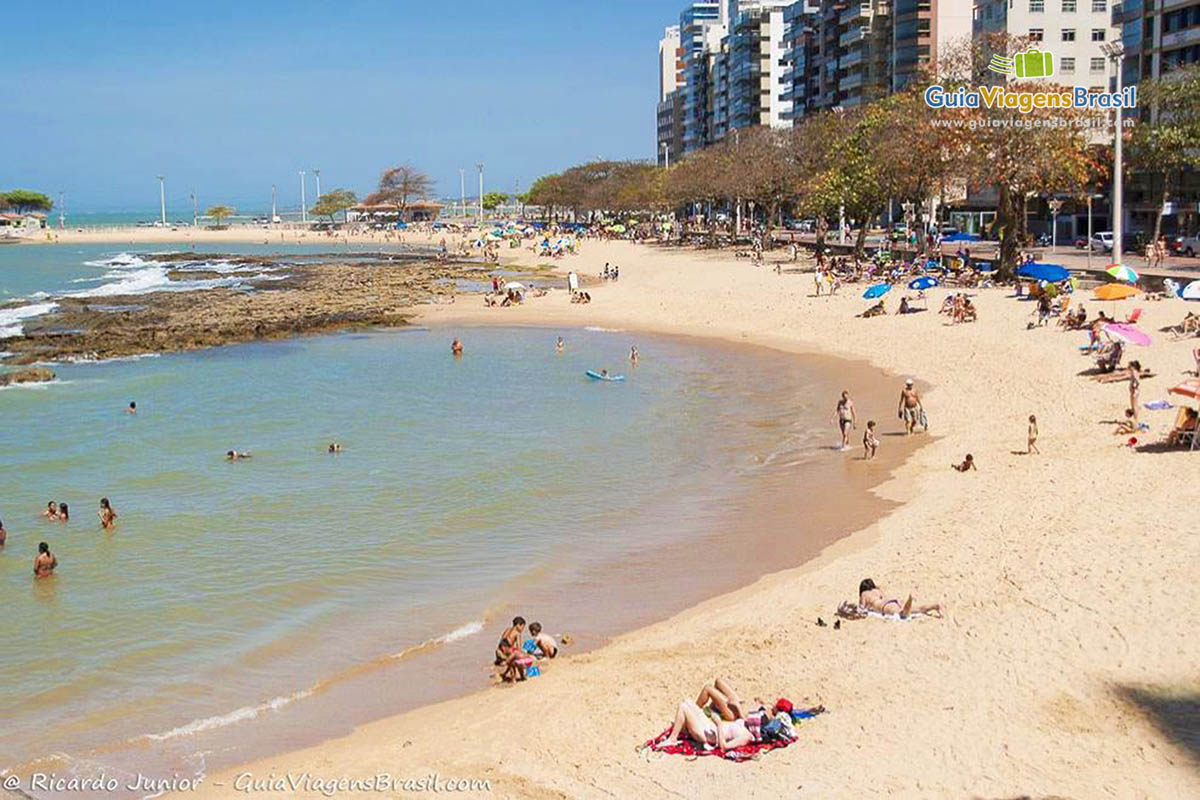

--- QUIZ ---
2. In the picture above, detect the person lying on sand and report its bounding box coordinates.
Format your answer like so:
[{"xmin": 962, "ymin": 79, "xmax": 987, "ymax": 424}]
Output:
[
  {"xmin": 695, "ymin": 677, "xmax": 751, "ymax": 722},
  {"xmin": 858, "ymin": 578, "xmax": 943, "ymax": 619},
  {"xmin": 658, "ymin": 700, "xmax": 756, "ymax": 751},
  {"xmin": 858, "ymin": 301, "xmax": 886, "ymax": 318},
  {"xmin": 951, "ymin": 454, "xmax": 977, "ymax": 472}
]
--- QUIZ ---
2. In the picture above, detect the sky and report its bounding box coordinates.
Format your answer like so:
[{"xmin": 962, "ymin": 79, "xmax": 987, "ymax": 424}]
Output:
[{"xmin": 1, "ymin": 0, "xmax": 676, "ymax": 214}]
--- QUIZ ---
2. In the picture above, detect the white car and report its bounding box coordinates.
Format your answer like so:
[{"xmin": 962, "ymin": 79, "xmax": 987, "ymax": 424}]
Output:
[
  {"xmin": 1180, "ymin": 235, "xmax": 1200, "ymax": 257},
  {"xmin": 1090, "ymin": 232, "xmax": 1114, "ymax": 253}
]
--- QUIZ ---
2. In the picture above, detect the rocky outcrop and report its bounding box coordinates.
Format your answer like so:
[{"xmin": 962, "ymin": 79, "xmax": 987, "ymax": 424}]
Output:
[{"xmin": 0, "ymin": 367, "xmax": 55, "ymax": 386}]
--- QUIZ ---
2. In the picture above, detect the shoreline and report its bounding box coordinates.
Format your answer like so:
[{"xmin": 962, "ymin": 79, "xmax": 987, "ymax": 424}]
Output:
[{"xmin": 171, "ymin": 237, "xmax": 1198, "ymax": 799}]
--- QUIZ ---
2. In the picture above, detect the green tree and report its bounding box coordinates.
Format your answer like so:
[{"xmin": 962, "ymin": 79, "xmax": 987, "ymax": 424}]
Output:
[
  {"xmin": 206, "ymin": 205, "xmax": 235, "ymax": 228},
  {"xmin": 2, "ymin": 189, "xmax": 53, "ymax": 213},
  {"xmin": 311, "ymin": 189, "xmax": 358, "ymax": 223},
  {"xmin": 1130, "ymin": 65, "xmax": 1200, "ymax": 241},
  {"xmin": 482, "ymin": 192, "xmax": 508, "ymax": 211}
]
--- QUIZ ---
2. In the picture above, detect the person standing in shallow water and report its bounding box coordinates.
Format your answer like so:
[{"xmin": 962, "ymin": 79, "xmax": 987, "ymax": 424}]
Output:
[
  {"xmin": 833, "ymin": 390, "xmax": 857, "ymax": 451},
  {"xmin": 34, "ymin": 542, "xmax": 57, "ymax": 578},
  {"xmin": 0, "ymin": 517, "xmax": 7, "ymax": 547},
  {"xmin": 451, "ymin": 338, "xmax": 464, "ymax": 356},
  {"xmin": 98, "ymin": 498, "xmax": 117, "ymax": 529},
  {"xmin": 556, "ymin": 337, "xmax": 564, "ymax": 353},
  {"xmin": 898, "ymin": 379, "xmax": 924, "ymax": 435}
]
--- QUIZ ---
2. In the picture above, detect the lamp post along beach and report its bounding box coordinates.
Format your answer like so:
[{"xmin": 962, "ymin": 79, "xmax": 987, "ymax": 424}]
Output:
[
  {"xmin": 477, "ymin": 163, "xmax": 484, "ymax": 222},
  {"xmin": 299, "ymin": 171, "xmax": 307, "ymax": 223},
  {"xmin": 1048, "ymin": 198, "xmax": 1063, "ymax": 254},
  {"xmin": 157, "ymin": 175, "xmax": 166, "ymax": 225},
  {"xmin": 1102, "ymin": 40, "xmax": 1125, "ymax": 267}
]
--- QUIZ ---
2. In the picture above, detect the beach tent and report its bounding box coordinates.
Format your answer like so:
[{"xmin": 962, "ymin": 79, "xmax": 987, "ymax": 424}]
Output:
[
  {"xmin": 1183, "ymin": 280, "xmax": 1200, "ymax": 301},
  {"xmin": 1017, "ymin": 263, "xmax": 1070, "ymax": 283}
]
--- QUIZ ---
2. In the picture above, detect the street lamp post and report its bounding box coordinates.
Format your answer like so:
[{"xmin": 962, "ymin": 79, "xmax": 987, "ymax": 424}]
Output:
[
  {"xmin": 157, "ymin": 175, "xmax": 166, "ymax": 226},
  {"xmin": 190, "ymin": 192, "xmax": 198, "ymax": 227},
  {"xmin": 1087, "ymin": 194, "xmax": 1094, "ymax": 271},
  {"xmin": 477, "ymin": 163, "xmax": 484, "ymax": 222},
  {"xmin": 299, "ymin": 171, "xmax": 307, "ymax": 223},
  {"xmin": 58, "ymin": 191, "xmax": 65, "ymax": 230},
  {"xmin": 1101, "ymin": 40, "xmax": 1125, "ymax": 266},
  {"xmin": 271, "ymin": 185, "xmax": 277, "ymax": 224},
  {"xmin": 313, "ymin": 169, "xmax": 321, "ymax": 201},
  {"xmin": 459, "ymin": 169, "xmax": 466, "ymax": 218},
  {"xmin": 1047, "ymin": 197, "xmax": 1063, "ymax": 254},
  {"xmin": 660, "ymin": 142, "xmax": 670, "ymax": 169}
]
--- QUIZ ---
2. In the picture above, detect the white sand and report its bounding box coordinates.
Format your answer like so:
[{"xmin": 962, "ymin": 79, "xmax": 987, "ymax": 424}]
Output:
[{"xmin": 165, "ymin": 238, "xmax": 1197, "ymax": 799}]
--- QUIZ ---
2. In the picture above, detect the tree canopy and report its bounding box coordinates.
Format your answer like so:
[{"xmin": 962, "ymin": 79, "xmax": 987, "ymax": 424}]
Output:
[
  {"xmin": 311, "ymin": 189, "xmax": 358, "ymax": 222},
  {"xmin": 366, "ymin": 165, "xmax": 432, "ymax": 208},
  {"xmin": 205, "ymin": 205, "xmax": 235, "ymax": 227},
  {"xmin": 482, "ymin": 192, "xmax": 508, "ymax": 210},
  {"xmin": 2, "ymin": 189, "xmax": 53, "ymax": 213}
]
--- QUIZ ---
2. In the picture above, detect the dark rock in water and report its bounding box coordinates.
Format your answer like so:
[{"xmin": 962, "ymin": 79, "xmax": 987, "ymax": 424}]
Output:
[{"xmin": 0, "ymin": 367, "xmax": 55, "ymax": 386}]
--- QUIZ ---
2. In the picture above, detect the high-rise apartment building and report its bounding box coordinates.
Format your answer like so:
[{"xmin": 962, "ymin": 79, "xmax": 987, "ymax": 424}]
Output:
[
  {"xmin": 892, "ymin": 0, "xmax": 972, "ymax": 91},
  {"xmin": 1117, "ymin": 0, "xmax": 1200, "ymax": 85},
  {"xmin": 678, "ymin": 2, "xmax": 726, "ymax": 154},
  {"xmin": 657, "ymin": 25, "xmax": 684, "ymax": 166},
  {"xmin": 973, "ymin": 0, "xmax": 1119, "ymax": 94}
]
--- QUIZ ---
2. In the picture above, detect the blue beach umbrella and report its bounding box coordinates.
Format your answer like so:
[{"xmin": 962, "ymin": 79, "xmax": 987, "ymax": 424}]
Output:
[
  {"xmin": 908, "ymin": 276, "xmax": 939, "ymax": 291},
  {"xmin": 1016, "ymin": 263, "xmax": 1070, "ymax": 283},
  {"xmin": 863, "ymin": 283, "xmax": 892, "ymax": 300}
]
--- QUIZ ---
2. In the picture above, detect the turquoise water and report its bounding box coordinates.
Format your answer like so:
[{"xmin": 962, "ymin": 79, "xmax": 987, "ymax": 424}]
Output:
[{"xmin": 0, "ymin": 323, "xmax": 838, "ymax": 793}]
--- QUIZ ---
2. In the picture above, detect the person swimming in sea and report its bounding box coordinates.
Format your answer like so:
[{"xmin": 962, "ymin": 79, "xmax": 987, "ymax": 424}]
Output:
[
  {"xmin": 41, "ymin": 501, "xmax": 58, "ymax": 520},
  {"xmin": 0, "ymin": 517, "xmax": 7, "ymax": 547},
  {"xmin": 56, "ymin": 503, "xmax": 69, "ymax": 523},
  {"xmin": 34, "ymin": 542, "xmax": 57, "ymax": 578},
  {"xmin": 98, "ymin": 497, "xmax": 117, "ymax": 529},
  {"xmin": 226, "ymin": 450, "xmax": 251, "ymax": 461},
  {"xmin": 126, "ymin": 401, "xmax": 137, "ymax": 414},
  {"xmin": 328, "ymin": 442, "xmax": 344, "ymax": 453},
  {"xmin": 556, "ymin": 337, "xmax": 564, "ymax": 353},
  {"xmin": 451, "ymin": 338, "xmax": 464, "ymax": 356}
]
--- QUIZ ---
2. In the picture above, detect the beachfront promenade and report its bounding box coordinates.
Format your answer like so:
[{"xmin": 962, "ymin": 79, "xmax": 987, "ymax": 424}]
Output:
[{"xmin": 171, "ymin": 235, "xmax": 1198, "ymax": 800}]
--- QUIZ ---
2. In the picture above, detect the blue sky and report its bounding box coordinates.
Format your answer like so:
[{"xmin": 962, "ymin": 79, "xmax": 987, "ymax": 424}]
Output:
[{"xmin": 2, "ymin": 0, "xmax": 674, "ymax": 213}]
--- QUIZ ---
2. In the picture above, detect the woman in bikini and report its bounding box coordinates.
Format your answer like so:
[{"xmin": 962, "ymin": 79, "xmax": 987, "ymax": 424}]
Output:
[
  {"xmin": 98, "ymin": 497, "xmax": 117, "ymax": 529},
  {"xmin": 859, "ymin": 578, "xmax": 943, "ymax": 619},
  {"xmin": 657, "ymin": 700, "xmax": 755, "ymax": 751}
]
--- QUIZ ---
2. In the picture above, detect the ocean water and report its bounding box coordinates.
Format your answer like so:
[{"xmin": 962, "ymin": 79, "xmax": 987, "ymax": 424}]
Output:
[{"xmin": 0, "ymin": 323, "xmax": 854, "ymax": 795}]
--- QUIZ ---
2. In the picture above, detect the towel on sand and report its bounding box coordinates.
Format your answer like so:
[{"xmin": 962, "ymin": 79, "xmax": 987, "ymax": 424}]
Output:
[{"xmin": 642, "ymin": 727, "xmax": 791, "ymax": 762}]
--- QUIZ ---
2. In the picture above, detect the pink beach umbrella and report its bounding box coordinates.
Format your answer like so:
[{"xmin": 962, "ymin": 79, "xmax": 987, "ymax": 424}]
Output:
[{"xmin": 1102, "ymin": 322, "xmax": 1152, "ymax": 347}]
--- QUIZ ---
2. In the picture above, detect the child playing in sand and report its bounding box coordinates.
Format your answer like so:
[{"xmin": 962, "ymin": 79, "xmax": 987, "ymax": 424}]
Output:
[
  {"xmin": 528, "ymin": 622, "xmax": 557, "ymax": 658},
  {"xmin": 952, "ymin": 454, "xmax": 977, "ymax": 472},
  {"xmin": 1027, "ymin": 415, "xmax": 1040, "ymax": 455},
  {"xmin": 862, "ymin": 421, "xmax": 879, "ymax": 460}
]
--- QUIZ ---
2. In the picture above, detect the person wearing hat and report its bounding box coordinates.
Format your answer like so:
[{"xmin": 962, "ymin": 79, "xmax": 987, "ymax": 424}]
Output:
[{"xmin": 898, "ymin": 379, "xmax": 924, "ymax": 435}]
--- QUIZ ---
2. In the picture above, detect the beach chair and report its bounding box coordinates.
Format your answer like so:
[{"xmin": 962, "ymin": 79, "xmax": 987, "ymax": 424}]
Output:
[
  {"xmin": 1166, "ymin": 407, "xmax": 1198, "ymax": 449},
  {"xmin": 1125, "ymin": 307, "xmax": 1142, "ymax": 325}
]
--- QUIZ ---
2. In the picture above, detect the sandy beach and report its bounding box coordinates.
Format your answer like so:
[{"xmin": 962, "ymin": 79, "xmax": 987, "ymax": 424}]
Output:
[{"xmin": 137, "ymin": 236, "xmax": 1195, "ymax": 799}]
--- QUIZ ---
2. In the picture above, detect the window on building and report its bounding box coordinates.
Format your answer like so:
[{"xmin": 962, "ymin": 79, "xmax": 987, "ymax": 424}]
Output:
[
  {"xmin": 1030, "ymin": 0, "xmax": 1044, "ymax": 11},
  {"xmin": 1090, "ymin": 56, "xmax": 1106, "ymax": 72},
  {"xmin": 1062, "ymin": 0, "xmax": 1076, "ymax": 11},
  {"xmin": 1061, "ymin": 56, "xmax": 1076, "ymax": 73},
  {"xmin": 1062, "ymin": 29, "xmax": 1076, "ymax": 41},
  {"xmin": 1091, "ymin": 0, "xmax": 1106, "ymax": 12},
  {"xmin": 1091, "ymin": 28, "xmax": 1106, "ymax": 41},
  {"xmin": 1029, "ymin": 28, "xmax": 1045, "ymax": 41}
]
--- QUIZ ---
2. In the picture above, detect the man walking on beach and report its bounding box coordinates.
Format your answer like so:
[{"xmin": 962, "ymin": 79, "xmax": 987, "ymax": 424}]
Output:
[
  {"xmin": 898, "ymin": 379, "xmax": 924, "ymax": 435},
  {"xmin": 833, "ymin": 390, "xmax": 857, "ymax": 450}
]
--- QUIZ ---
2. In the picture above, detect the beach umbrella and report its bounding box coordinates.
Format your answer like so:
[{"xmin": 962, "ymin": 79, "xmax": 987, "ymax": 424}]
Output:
[
  {"xmin": 1183, "ymin": 280, "xmax": 1200, "ymax": 301},
  {"xmin": 1017, "ymin": 263, "xmax": 1070, "ymax": 283},
  {"xmin": 908, "ymin": 276, "xmax": 939, "ymax": 290},
  {"xmin": 1102, "ymin": 322, "xmax": 1152, "ymax": 347},
  {"xmin": 504, "ymin": 282, "xmax": 526, "ymax": 292},
  {"xmin": 1106, "ymin": 265, "xmax": 1140, "ymax": 283},
  {"xmin": 862, "ymin": 283, "xmax": 892, "ymax": 300},
  {"xmin": 1093, "ymin": 283, "xmax": 1142, "ymax": 301}
]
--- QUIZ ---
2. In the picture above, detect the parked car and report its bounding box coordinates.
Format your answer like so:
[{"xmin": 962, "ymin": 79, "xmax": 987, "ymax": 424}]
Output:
[
  {"xmin": 1090, "ymin": 231, "xmax": 1114, "ymax": 253},
  {"xmin": 1180, "ymin": 235, "xmax": 1200, "ymax": 257}
]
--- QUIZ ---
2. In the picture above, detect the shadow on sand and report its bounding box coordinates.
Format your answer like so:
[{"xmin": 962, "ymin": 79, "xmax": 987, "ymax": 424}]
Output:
[{"xmin": 1114, "ymin": 684, "xmax": 1200, "ymax": 772}]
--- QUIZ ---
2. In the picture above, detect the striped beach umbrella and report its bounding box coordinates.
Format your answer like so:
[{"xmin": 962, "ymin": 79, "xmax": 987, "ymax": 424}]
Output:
[{"xmin": 1106, "ymin": 265, "xmax": 1140, "ymax": 283}]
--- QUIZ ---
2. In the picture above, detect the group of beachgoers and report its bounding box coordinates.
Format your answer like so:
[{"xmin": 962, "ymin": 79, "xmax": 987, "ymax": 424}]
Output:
[
  {"xmin": 11, "ymin": 498, "xmax": 118, "ymax": 578},
  {"xmin": 493, "ymin": 616, "xmax": 562, "ymax": 683},
  {"xmin": 832, "ymin": 380, "xmax": 927, "ymax": 460}
]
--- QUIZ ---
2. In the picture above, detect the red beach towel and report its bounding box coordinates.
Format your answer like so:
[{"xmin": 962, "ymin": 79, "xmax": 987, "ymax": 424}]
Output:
[{"xmin": 642, "ymin": 727, "xmax": 792, "ymax": 762}]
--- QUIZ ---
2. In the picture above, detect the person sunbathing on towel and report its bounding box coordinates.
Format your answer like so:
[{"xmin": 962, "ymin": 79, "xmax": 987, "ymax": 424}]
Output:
[
  {"xmin": 859, "ymin": 578, "xmax": 943, "ymax": 619},
  {"xmin": 695, "ymin": 677, "xmax": 752, "ymax": 722},
  {"xmin": 658, "ymin": 700, "xmax": 755, "ymax": 751}
]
